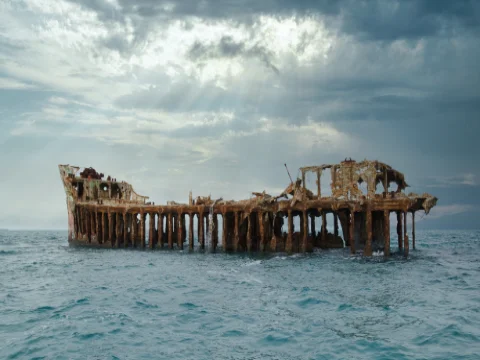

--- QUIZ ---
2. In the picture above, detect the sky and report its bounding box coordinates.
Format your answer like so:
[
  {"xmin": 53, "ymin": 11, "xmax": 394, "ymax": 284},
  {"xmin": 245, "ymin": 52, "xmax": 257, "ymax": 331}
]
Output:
[{"xmin": 0, "ymin": 0, "xmax": 479, "ymax": 230}]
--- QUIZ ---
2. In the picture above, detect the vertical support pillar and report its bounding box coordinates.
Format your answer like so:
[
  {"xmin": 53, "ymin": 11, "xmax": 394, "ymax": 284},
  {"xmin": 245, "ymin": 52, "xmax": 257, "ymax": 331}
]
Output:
[
  {"xmin": 302, "ymin": 171, "xmax": 306, "ymax": 189},
  {"xmin": 198, "ymin": 213, "xmax": 205, "ymax": 249},
  {"xmin": 115, "ymin": 212, "xmax": 121, "ymax": 248},
  {"xmin": 321, "ymin": 211, "xmax": 327, "ymax": 244},
  {"xmin": 222, "ymin": 213, "xmax": 227, "ymax": 251},
  {"xmin": 167, "ymin": 213, "xmax": 173, "ymax": 249},
  {"xmin": 131, "ymin": 213, "xmax": 137, "ymax": 247},
  {"xmin": 95, "ymin": 210, "xmax": 99, "ymax": 242},
  {"xmin": 178, "ymin": 213, "xmax": 184, "ymax": 250},
  {"xmin": 270, "ymin": 214, "xmax": 277, "ymax": 252},
  {"xmin": 384, "ymin": 210, "xmax": 390, "ymax": 257},
  {"xmin": 101, "ymin": 211, "xmax": 105, "ymax": 244},
  {"xmin": 233, "ymin": 212, "xmax": 239, "ymax": 252},
  {"xmin": 334, "ymin": 212, "xmax": 339, "ymax": 238},
  {"xmin": 83, "ymin": 208, "xmax": 87, "ymax": 237},
  {"xmin": 365, "ymin": 210, "xmax": 372, "ymax": 256},
  {"xmin": 139, "ymin": 211, "xmax": 145, "ymax": 249},
  {"xmin": 91, "ymin": 211, "xmax": 95, "ymax": 242},
  {"xmin": 123, "ymin": 212, "xmax": 128, "ymax": 247},
  {"xmin": 205, "ymin": 213, "xmax": 209, "ymax": 236},
  {"xmin": 157, "ymin": 213, "xmax": 164, "ymax": 248},
  {"xmin": 286, "ymin": 210, "xmax": 293, "ymax": 253},
  {"xmin": 310, "ymin": 213, "xmax": 316, "ymax": 237},
  {"xmin": 189, "ymin": 213, "xmax": 194, "ymax": 250},
  {"xmin": 404, "ymin": 211, "xmax": 409, "ymax": 257},
  {"xmin": 148, "ymin": 212, "xmax": 156, "ymax": 249},
  {"xmin": 396, "ymin": 211, "xmax": 403, "ymax": 251},
  {"xmin": 302, "ymin": 210, "xmax": 308, "ymax": 252},
  {"xmin": 412, "ymin": 211, "xmax": 416, "ymax": 250},
  {"xmin": 350, "ymin": 210, "xmax": 355, "ymax": 254},
  {"xmin": 258, "ymin": 212, "xmax": 265, "ymax": 252},
  {"xmin": 108, "ymin": 212, "xmax": 113, "ymax": 245},
  {"xmin": 246, "ymin": 213, "xmax": 252, "ymax": 252},
  {"xmin": 86, "ymin": 209, "xmax": 91, "ymax": 242},
  {"xmin": 212, "ymin": 214, "xmax": 218, "ymax": 251}
]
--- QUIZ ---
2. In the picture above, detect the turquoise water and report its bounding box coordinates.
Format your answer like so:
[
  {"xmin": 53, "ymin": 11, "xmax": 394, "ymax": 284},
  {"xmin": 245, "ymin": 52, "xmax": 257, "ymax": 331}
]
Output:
[{"xmin": 1, "ymin": 230, "xmax": 479, "ymax": 359}]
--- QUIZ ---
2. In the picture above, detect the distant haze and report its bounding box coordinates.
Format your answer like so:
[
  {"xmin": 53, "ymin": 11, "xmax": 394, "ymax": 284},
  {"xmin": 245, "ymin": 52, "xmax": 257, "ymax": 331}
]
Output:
[{"xmin": 0, "ymin": 0, "xmax": 479, "ymax": 230}]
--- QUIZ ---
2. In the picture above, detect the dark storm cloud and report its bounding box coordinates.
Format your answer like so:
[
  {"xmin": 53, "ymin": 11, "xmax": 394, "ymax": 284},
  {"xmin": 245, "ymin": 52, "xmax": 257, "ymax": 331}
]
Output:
[
  {"xmin": 71, "ymin": 0, "xmax": 479, "ymax": 41},
  {"xmin": 188, "ymin": 36, "xmax": 279, "ymax": 74}
]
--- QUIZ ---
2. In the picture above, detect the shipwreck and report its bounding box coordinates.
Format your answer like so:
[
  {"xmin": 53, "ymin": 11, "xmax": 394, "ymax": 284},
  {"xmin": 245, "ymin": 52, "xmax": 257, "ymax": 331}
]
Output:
[{"xmin": 59, "ymin": 159, "xmax": 437, "ymax": 257}]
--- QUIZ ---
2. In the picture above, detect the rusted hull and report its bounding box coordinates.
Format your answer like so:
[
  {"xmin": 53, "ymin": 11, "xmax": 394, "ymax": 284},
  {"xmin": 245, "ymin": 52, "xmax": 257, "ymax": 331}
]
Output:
[{"xmin": 59, "ymin": 160, "xmax": 437, "ymax": 257}]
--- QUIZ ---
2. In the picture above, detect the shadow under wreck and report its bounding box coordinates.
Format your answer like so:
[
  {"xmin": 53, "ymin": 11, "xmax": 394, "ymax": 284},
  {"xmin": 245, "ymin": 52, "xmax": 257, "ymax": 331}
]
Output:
[{"xmin": 59, "ymin": 159, "xmax": 437, "ymax": 257}]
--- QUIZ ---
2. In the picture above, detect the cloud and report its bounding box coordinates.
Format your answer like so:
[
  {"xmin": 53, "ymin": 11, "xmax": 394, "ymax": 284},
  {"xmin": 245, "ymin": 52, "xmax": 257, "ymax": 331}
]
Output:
[
  {"xmin": 427, "ymin": 174, "xmax": 477, "ymax": 188},
  {"xmin": 67, "ymin": 0, "xmax": 480, "ymax": 42},
  {"xmin": 427, "ymin": 204, "xmax": 476, "ymax": 219},
  {"xmin": 0, "ymin": 77, "xmax": 36, "ymax": 90}
]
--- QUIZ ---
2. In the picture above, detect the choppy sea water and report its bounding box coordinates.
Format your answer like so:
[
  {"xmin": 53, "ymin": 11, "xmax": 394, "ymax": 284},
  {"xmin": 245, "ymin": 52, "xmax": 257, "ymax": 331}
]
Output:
[{"xmin": 1, "ymin": 230, "xmax": 479, "ymax": 360}]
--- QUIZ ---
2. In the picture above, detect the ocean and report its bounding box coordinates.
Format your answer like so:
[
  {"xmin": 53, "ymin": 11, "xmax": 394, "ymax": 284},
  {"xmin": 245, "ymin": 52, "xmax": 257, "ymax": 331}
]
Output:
[{"xmin": 1, "ymin": 230, "xmax": 479, "ymax": 359}]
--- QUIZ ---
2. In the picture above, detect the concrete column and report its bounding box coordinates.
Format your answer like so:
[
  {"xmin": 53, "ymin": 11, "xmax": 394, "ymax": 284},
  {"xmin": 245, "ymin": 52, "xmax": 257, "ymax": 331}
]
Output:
[
  {"xmin": 334, "ymin": 212, "xmax": 339, "ymax": 238},
  {"xmin": 404, "ymin": 211, "xmax": 409, "ymax": 257},
  {"xmin": 115, "ymin": 212, "xmax": 121, "ymax": 248},
  {"xmin": 86, "ymin": 209, "xmax": 91, "ymax": 242},
  {"xmin": 258, "ymin": 212, "xmax": 265, "ymax": 252},
  {"xmin": 108, "ymin": 212, "xmax": 113, "ymax": 245},
  {"xmin": 222, "ymin": 213, "xmax": 227, "ymax": 250},
  {"xmin": 91, "ymin": 211, "xmax": 95, "ymax": 242},
  {"xmin": 178, "ymin": 213, "xmax": 184, "ymax": 250},
  {"xmin": 397, "ymin": 211, "xmax": 403, "ymax": 251},
  {"xmin": 233, "ymin": 212, "xmax": 239, "ymax": 252},
  {"xmin": 139, "ymin": 212, "xmax": 145, "ymax": 249},
  {"xmin": 189, "ymin": 213, "xmax": 194, "ymax": 250},
  {"xmin": 246, "ymin": 213, "xmax": 252, "ymax": 252},
  {"xmin": 212, "ymin": 214, "xmax": 218, "ymax": 251},
  {"xmin": 310, "ymin": 213, "xmax": 316, "ymax": 237},
  {"xmin": 286, "ymin": 210, "xmax": 293, "ymax": 253},
  {"xmin": 350, "ymin": 210, "xmax": 355, "ymax": 254},
  {"xmin": 198, "ymin": 213, "xmax": 205, "ymax": 250},
  {"xmin": 95, "ymin": 211, "xmax": 99, "ymax": 242},
  {"xmin": 149, "ymin": 213, "xmax": 155, "ymax": 249},
  {"xmin": 302, "ymin": 210, "xmax": 308, "ymax": 252},
  {"xmin": 321, "ymin": 211, "xmax": 327, "ymax": 244},
  {"xmin": 167, "ymin": 213, "xmax": 173, "ymax": 249},
  {"xmin": 101, "ymin": 212, "xmax": 105, "ymax": 244},
  {"xmin": 205, "ymin": 213, "xmax": 209, "ymax": 235},
  {"xmin": 123, "ymin": 212, "xmax": 128, "ymax": 248},
  {"xmin": 131, "ymin": 213, "xmax": 136, "ymax": 247},
  {"xmin": 384, "ymin": 210, "xmax": 390, "ymax": 257},
  {"xmin": 365, "ymin": 210, "xmax": 372, "ymax": 256},
  {"xmin": 157, "ymin": 213, "xmax": 164, "ymax": 248},
  {"xmin": 270, "ymin": 214, "xmax": 277, "ymax": 252}
]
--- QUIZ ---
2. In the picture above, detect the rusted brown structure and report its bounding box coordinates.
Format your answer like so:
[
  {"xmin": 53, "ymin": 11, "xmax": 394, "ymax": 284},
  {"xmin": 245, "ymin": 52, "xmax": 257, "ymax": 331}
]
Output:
[{"xmin": 59, "ymin": 159, "xmax": 437, "ymax": 257}]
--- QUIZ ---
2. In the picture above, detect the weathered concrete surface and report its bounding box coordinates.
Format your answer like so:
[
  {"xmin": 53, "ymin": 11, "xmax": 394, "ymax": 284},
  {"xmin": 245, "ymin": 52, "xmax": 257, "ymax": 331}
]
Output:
[{"xmin": 59, "ymin": 159, "xmax": 438, "ymax": 256}]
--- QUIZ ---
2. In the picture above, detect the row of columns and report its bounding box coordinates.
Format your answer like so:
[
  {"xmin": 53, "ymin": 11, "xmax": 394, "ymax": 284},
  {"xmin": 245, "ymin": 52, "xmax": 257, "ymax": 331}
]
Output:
[
  {"xmin": 348, "ymin": 209, "xmax": 415, "ymax": 257},
  {"xmin": 73, "ymin": 206, "xmax": 416, "ymax": 256}
]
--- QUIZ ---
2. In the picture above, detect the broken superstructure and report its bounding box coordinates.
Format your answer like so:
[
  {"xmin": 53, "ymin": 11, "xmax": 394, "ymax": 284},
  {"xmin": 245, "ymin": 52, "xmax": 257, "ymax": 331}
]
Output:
[{"xmin": 59, "ymin": 159, "xmax": 437, "ymax": 257}]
